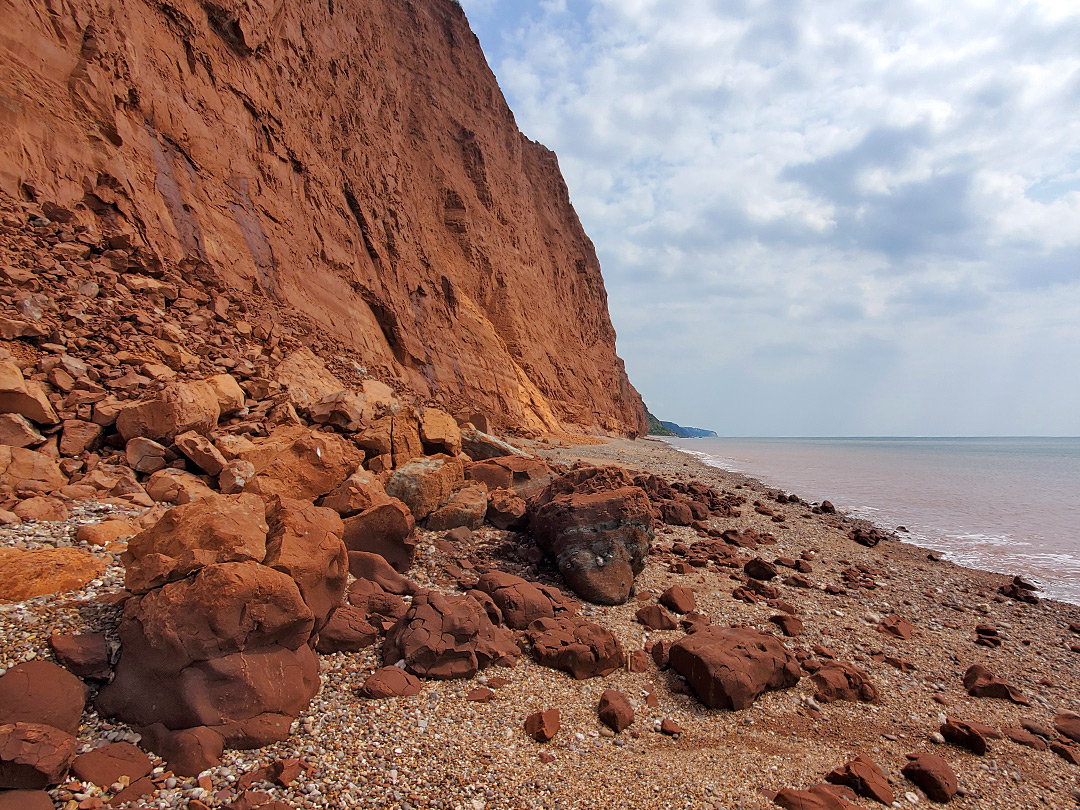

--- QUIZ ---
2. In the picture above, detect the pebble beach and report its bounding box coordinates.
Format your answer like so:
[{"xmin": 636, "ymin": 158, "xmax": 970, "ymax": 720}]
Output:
[{"xmin": 2, "ymin": 435, "xmax": 1079, "ymax": 810}]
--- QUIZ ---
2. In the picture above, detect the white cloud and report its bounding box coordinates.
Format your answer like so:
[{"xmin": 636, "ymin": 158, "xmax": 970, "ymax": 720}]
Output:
[{"xmin": 469, "ymin": 0, "xmax": 1080, "ymax": 434}]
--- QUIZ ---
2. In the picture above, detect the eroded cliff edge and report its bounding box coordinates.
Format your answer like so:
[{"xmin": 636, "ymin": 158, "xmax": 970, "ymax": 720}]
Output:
[{"xmin": 0, "ymin": 0, "xmax": 647, "ymax": 436}]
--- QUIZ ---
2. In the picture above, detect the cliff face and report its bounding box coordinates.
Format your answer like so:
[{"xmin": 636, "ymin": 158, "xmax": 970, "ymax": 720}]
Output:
[{"xmin": 0, "ymin": 0, "xmax": 646, "ymax": 436}]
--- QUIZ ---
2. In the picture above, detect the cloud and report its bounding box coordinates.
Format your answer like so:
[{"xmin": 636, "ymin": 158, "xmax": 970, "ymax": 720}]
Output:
[{"xmin": 463, "ymin": 0, "xmax": 1080, "ymax": 435}]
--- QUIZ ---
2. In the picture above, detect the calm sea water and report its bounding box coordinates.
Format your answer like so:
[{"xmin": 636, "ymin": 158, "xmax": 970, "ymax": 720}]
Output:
[{"xmin": 665, "ymin": 437, "xmax": 1080, "ymax": 605}]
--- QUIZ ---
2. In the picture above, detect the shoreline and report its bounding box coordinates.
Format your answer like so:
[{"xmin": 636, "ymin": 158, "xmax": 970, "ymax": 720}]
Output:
[
  {"xmin": 2, "ymin": 434, "xmax": 1079, "ymax": 809},
  {"xmin": 656, "ymin": 436, "xmax": 1080, "ymax": 608}
]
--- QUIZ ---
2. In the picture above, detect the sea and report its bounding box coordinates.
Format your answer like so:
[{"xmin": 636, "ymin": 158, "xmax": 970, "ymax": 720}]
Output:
[{"xmin": 664, "ymin": 437, "xmax": 1080, "ymax": 606}]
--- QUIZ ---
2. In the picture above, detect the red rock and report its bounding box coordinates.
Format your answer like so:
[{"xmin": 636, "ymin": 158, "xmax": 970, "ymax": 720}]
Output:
[
  {"xmin": 668, "ymin": 626, "xmax": 801, "ymax": 710},
  {"xmin": 106, "ymin": 774, "xmax": 155, "ymax": 805},
  {"xmin": 0, "ymin": 447, "xmax": 67, "ymax": 492},
  {"xmin": 0, "ymin": 789, "xmax": 53, "ymax": 809},
  {"xmin": 243, "ymin": 428, "xmax": 363, "ymax": 502},
  {"xmin": 466, "ymin": 687, "xmax": 494, "ymax": 703},
  {"xmin": 426, "ymin": 483, "xmax": 489, "ymax": 531},
  {"xmin": 175, "ymin": 431, "xmax": 227, "ymax": 476},
  {"xmin": 812, "ymin": 661, "xmax": 878, "ymax": 704},
  {"xmin": 419, "ymin": 408, "xmax": 462, "ymax": 457},
  {"xmin": 962, "ymin": 664, "xmax": 1030, "ymax": 706},
  {"xmin": 465, "ymin": 457, "xmax": 557, "ymax": 501},
  {"xmin": 58, "ymin": 419, "xmax": 102, "ymax": 456},
  {"xmin": 769, "ymin": 614, "xmax": 804, "ymax": 637},
  {"xmin": 530, "ymin": 467, "xmax": 653, "ymax": 605},
  {"xmin": 314, "ymin": 606, "xmax": 378, "ymax": 654},
  {"xmin": 527, "ymin": 616, "xmax": 625, "ymax": 679},
  {"xmin": 849, "ymin": 527, "xmax": 886, "ymax": 547},
  {"xmin": 49, "ymin": 632, "xmax": 111, "ymax": 680},
  {"xmin": 524, "ymin": 709, "xmax": 560, "ymax": 742},
  {"xmin": 0, "ymin": 547, "xmax": 105, "ymax": 601},
  {"xmin": 635, "ymin": 604, "xmax": 677, "ymax": 631},
  {"xmin": 826, "ymin": 754, "xmax": 894, "ymax": 805},
  {"xmin": 1055, "ymin": 711, "xmax": 1080, "ymax": 743},
  {"xmin": 877, "ymin": 614, "xmax": 915, "ymax": 640},
  {"xmin": 650, "ymin": 639, "xmax": 673, "ymax": 670},
  {"xmin": 659, "ymin": 585, "xmax": 695, "ymax": 614},
  {"xmin": 76, "ymin": 519, "xmax": 138, "ymax": 547},
  {"xmin": 744, "ymin": 557, "xmax": 778, "ymax": 580},
  {"xmin": 0, "ymin": 722, "xmax": 77, "ymax": 789},
  {"xmin": 660, "ymin": 499, "xmax": 693, "ymax": 526},
  {"xmin": 1051, "ymin": 740, "xmax": 1080, "ymax": 765},
  {"xmin": 1003, "ymin": 727, "xmax": 1047, "ymax": 750},
  {"xmin": 659, "ymin": 718, "xmax": 683, "ymax": 736},
  {"xmin": 359, "ymin": 667, "xmax": 422, "ymax": 699},
  {"xmin": 485, "ymin": 487, "xmax": 528, "ymax": 531},
  {"xmin": 346, "ymin": 579, "xmax": 408, "ymax": 624},
  {"xmin": 272, "ymin": 349, "xmax": 345, "ymax": 412},
  {"xmin": 205, "ymin": 374, "xmax": 246, "ymax": 416},
  {"xmin": 901, "ymin": 753, "xmax": 958, "ymax": 802},
  {"xmin": 940, "ymin": 717, "xmax": 992, "ymax": 755},
  {"xmin": 122, "ymin": 493, "xmax": 268, "ymax": 593},
  {"xmin": 263, "ymin": 497, "xmax": 348, "ymax": 630},
  {"xmin": 137, "ymin": 724, "xmax": 224, "ymax": 777},
  {"xmin": 0, "ymin": 413, "xmax": 46, "ymax": 448},
  {"xmin": 115, "ymin": 380, "xmax": 220, "ymax": 443},
  {"xmin": 0, "ymin": 361, "xmax": 59, "ymax": 425},
  {"xmin": 347, "ymin": 551, "xmax": 416, "ymax": 595},
  {"xmin": 319, "ymin": 469, "xmax": 390, "ymax": 517},
  {"xmin": 382, "ymin": 591, "xmax": 519, "ymax": 679},
  {"xmin": 774, "ymin": 786, "xmax": 856, "ymax": 810},
  {"xmin": 0, "ymin": 661, "xmax": 87, "ymax": 736},
  {"xmin": 341, "ymin": 501, "xmax": 416, "ymax": 573},
  {"xmin": 71, "ymin": 742, "xmax": 151, "ymax": 788},
  {"xmin": 219, "ymin": 460, "xmax": 257, "ymax": 495},
  {"xmin": 384, "ymin": 455, "xmax": 464, "ymax": 521},
  {"xmin": 125, "ymin": 437, "xmax": 168, "ymax": 473},
  {"xmin": 998, "ymin": 581, "xmax": 1039, "ymax": 604},
  {"xmin": 783, "ymin": 573, "xmax": 813, "ymax": 588},
  {"xmin": 12, "ymin": 496, "xmax": 69, "ymax": 522},
  {"xmin": 597, "ymin": 690, "xmax": 634, "ymax": 732},
  {"xmin": 144, "ymin": 468, "xmax": 215, "ymax": 504},
  {"xmin": 475, "ymin": 571, "xmax": 577, "ymax": 630}
]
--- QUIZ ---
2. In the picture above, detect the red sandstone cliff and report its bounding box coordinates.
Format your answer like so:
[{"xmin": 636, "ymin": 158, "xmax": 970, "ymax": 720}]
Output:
[{"xmin": 0, "ymin": 0, "xmax": 646, "ymax": 436}]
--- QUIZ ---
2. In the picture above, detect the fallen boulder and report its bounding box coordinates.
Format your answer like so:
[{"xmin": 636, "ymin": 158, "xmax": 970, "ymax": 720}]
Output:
[
  {"xmin": 825, "ymin": 754, "xmax": 894, "ymax": 806},
  {"xmin": 465, "ymin": 456, "xmax": 556, "ymax": 500},
  {"xmin": 812, "ymin": 661, "xmax": 878, "ymax": 704},
  {"xmin": 115, "ymin": 380, "xmax": 220, "ymax": 443},
  {"xmin": 526, "ymin": 616, "xmax": 625, "ymax": 679},
  {"xmin": 341, "ymin": 501, "xmax": 416, "ymax": 572},
  {"xmin": 597, "ymin": 689, "xmax": 634, "ymax": 733},
  {"xmin": 901, "ymin": 753, "xmax": 957, "ymax": 802},
  {"xmin": 0, "ymin": 722, "xmax": 78, "ymax": 789},
  {"xmin": 385, "ymin": 455, "xmax": 464, "ymax": 521},
  {"xmin": 359, "ymin": 667, "xmax": 422, "ymax": 699},
  {"xmin": 962, "ymin": 664, "xmax": 1030, "ymax": 706},
  {"xmin": 475, "ymin": 571, "xmax": 577, "ymax": 630},
  {"xmin": 0, "ymin": 547, "xmax": 104, "ymax": 601}
]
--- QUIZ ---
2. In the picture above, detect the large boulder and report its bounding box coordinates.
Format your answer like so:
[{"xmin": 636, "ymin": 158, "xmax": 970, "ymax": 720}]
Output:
[
  {"xmin": 526, "ymin": 615, "xmax": 624, "ymax": 679},
  {"xmin": 530, "ymin": 466, "xmax": 653, "ymax": 604},
  {"xmin": 116, "ymin": 380, "xmax": 220, "ymax": 443},
  {"xmin": 263, "ymin": 497, "xmax": 348, "ymax": 631},
  {"xmin": 96, "ymin": 562, "xmax": 319, "ymax": 747},
  {"xmin": 382, "ymin": 591, "xmax": 519, "ymax": 679},
  {"xmin": 71, "ymin": 742, "xmax": 152, "ymax": 789},
  {"xmin": 812, "ymin": 661, "xmax": 879, "ymax": 704},
  {"xmin": 272, "ymin": 348, "xmax": 345, "ymax": 412},
  {"xmin": 825, "ymin": 755, "xmax": 895, "ymax": 806},
  {"xmin": 425, "ymin": 483, "xmax": 489, "ymax": 531},
  {"xmin": 341, "ymin": 501, "xmax": 416, "ymax": 573},
  {"xmin": 243, "ymin": 427, "xmax": 363, "ymax": 501},
  {"xmin": 314, "ymin": 606, "xmax": 378, "ymax": 654},
  {"xmin": 486, "ymin": 487, "xmax": 528, "ymax": 531},
  {"xmin": 0, "ymin": 446, "xmax": 67, "ymax": 493},
  {"xmin": 475, "ymin": 571, "xmax": 578, "ymax": 630},
  {"xmin": 0, "ymin": 361, "xmax": 59, "ymax": 426},
  {"xmin": 460, "ymin": 428, "xmax": 528, "ymax": 461},
  {"xmin": 122, "ymin": 493, "xmax": 269, "ymax": 593},
  {"xmin": 0, "ymin": 661, "xmax": 88, "ymax": 735},
  {"xmin": 465, "ymin": 456, "xmax": 556, "ymax": 501},
  {"xmin": 0, "ymin": 722, "xmax": 77, "ymax": 789},
  {"xmin": 385, "ymin": 455, "xmax": 464, "ymax": 521},
  {"xmin": 319, "ymin": 468, "xmax": 391, "ymax": 517},
  {"xmin": 901, "ymin": 753, "xmax": 957, "ymax": 803},
  {"xmin": 419, "ymin": 408, "xmax": 462, "ymax": 457},
  {"xmin": 0, "ymin": 547, "xmax": 104, "ymax": 601},
  {"xmin": 668, "ymin": 626, "xmax": 801, "ymax": 710},
  {"xmin": 961, "ymin": 664, "xmax": 1030, "ymax": 705},
  {"xmin": 205, "ymin": 374, "xmax": 246, "ymax": 416}
]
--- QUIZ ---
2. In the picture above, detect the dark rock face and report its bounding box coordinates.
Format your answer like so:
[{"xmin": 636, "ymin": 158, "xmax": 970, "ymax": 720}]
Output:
[
  {"xmin": 744, "ymin": 557, "xmax": 779, "ymax": 581},
  {"xmin": 48, "ymin": 632, "xmax": 112, "ymax": 681},
  {"xmin": 526, "ymin": 616, "xmax": 625, "ymax": 680},
  {"xmin": 668, "ymin": 627, "xmax": 801, "ymax": 710},
  {"xmin": 530, "ymin": 467, "xmax": 653, "ymax": 604},
  {"xmin": 474, "ymin": 571, "xmax": 578, "ymax": 631},
  {"xmin": 901, "ymin": 753, "xmax": 958, "ymax": 802},
  {"xmin": 0, "ymin": 661, "xmax": 88, "ymax": 736},
  {"xmin": 382, "ymin": 591, "xmax": 519, "ymax": 679},
  {"xmin": 0, "ymin": 722, "xmax": 78, "ymax": 789}
]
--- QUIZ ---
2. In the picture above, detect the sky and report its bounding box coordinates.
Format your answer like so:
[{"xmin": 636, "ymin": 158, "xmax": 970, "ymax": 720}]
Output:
[{"xmin": 458, "ymin": 0, "xmax": 1080, "ymax": 436}]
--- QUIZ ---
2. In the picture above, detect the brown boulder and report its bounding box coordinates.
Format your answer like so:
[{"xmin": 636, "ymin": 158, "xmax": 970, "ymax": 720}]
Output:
[
  {"xmin": 526, "ymin": 616, "xmax": 625, "ymax": 679},
  {"xmin": 122, "ymin": 493, "xmax": 269, "ymax": 593},
  {"xmin": 465, "ymin": 456, "xmax": 556, "ymax": 501},
  {"xmin": 75, "ymin": 519, "xmax": 138, "ymax": 547},
  {"xmin": 0, "ymin": 789, "xmax": 53, "ymax": 809},
  {"xmin": 125, "ymin": 437, "xmax": 168, "ymax": 473},
  {"xmin": 524, "ymin": 708, "xmax": 560, "ymax": 742},
  {"xmin": 962, "ymin": 664, "xmax": 1030, "ymax": 705},
  {"xmin": 0, "ymin": 722, "xmax": 77, "ymax": 789},
  {"xmin": 669, "ymin": 626, "xmax": 801, "ymax": 710},
  {"xmin": 530, "ymin": 466, "xmax": 653, "ymax": 605},
  {"xmin": 382, "ymin": 591, "xmax": 519, "ymax": 679},
  {"xmin": 461, "ymin": 428, "xmax": 528, "ymax": 461},
  {"xmin": 175, "ymin": 431, "xmax": 228, "ymax": 476},
  {"xmin": 659, "ymin": 499, "xmax": 693, "ymax": 526},
  {"xmin": 359, "ymin": 667, "xmax": 422, "ymax": 699},
  {"xmin": 0, "ymin": 413, "xmax": 46, "ymax": 448},
  {"xmin": 769, "ymin": 614, "xmax": 804, "ymax": 637},
  {"xmin": 0, "ymin": 361, "xmax": 59, "ymax": 426},
  {"xmin": 877, "ymin": 614, "xmax": 915, "ymax": 640},
  {"xmin": 319, "ymin": 468, "xmax": 391, "ymax": 517},
  {"xmin": 263, "ymin": 497, "xmax": 348, "ymax": 630},
  {"xmin": 1056, "ymin": 711, "xmax": 1080, "ymax": 743},
  {"xmin": 137, "ymin": 723, "xmax": 224, "ymax": 777},
  {"xmin": 71, "ymin": 742, "xmax": 151, "ymax": 788},
  {"xmin": 635, "ymin": 604, "xmax": 678, "ymax": 631},
  {"xmin": 12, "ymin": 496, "xmax": 68, "ymax": 522},
  {"xmin": 826, "ymin": 754, "xmax": 894, "ymax": 805},
  {"xmin": 812, "ymin": 661, "xmax": 878, "ymax": 704},
  {"xmin": 597, "ymin": 689, "xmax": 634, "ymax": 733},
  {"xmin": 1051, "ymin": 740, "xmax": 1080, "ymax": 765},
  {"xmin": 347, "ymin": 579, "xmax": 408, "ymax": 626},
  {"xmin": 486, "ymin": 487, "xmax": 528, "ymax": 530},
  {"xmin": 0, "ymin": 661, "xmax": 88, "ymax": 735},
  {"xmin": 58, "ymin": 419, "xmax": 102, "ymax": 456},
  {"xmin": 116, "ymin": 380, "xmax": 220, "ymax": 443},
  {"xmin": 272, "ymin": 348, "xmax": 345, "ymax": 412},
  {"xmin": 0, "ymin": 547, "xmax": 104, "ymax": 601},
  {"xmin": 426, "ymin": 483, "xmax": 489, "ymax": 531},
  {"xmin": 347, "ymin": 551, "xmax": 416, "ymax": 595},
  {"xmin": 341, "ymin": 501, "xmax": 416, "ymax": 572},
  {"xmin": 49, "ymin": 632, "xmax": 111, "ymax": 681},
  {"xmin": 205, "ymin": 374, "xmax": 247, "ymax": 416},
  {"xmin": 219, "ymin": 459, "xmax": 258, "ymax": 495},
  {"xmin": 659, "ymin": 585, "xmax": 695, "ymax": 614},
  {"xmin": 385, "ymin": 455, "xmax": 464, "ymax": 521},
  {"xmin": 0, "ymin": 446, "xmax": 67, "ymax": 492},
  {"xmin": 475, "ymin": 571, "xmax": 578, "ymax": 630},
  {"xmin": 773, "ymin": 786, "xmax": 855, "ymax": 810},
  {"xmin": 1003, "ymin": 727, "xmax": 1047, "ymax": 750},
  {"xmin": 419, "ymin": 408, "xmax": 462, "ymax": 456},
  {"xmin": 144, "ymin": 468, "xmax": 216, "ymax": 504},
  {"xmin": 901, "ymin": 753, "xmax": 957, "ymax": 802},
  {"xmin": 244, "ymin": 428, "xmax": 362, "ymax": 501},
  {"xmin": 744, "ymin": 557, "xmax": 778, "ymax": 581},
  {"xmin": 314, "ymin": 606, "xmax": 378, "ymax": 654},
  {"xmin": 940, "ymin": 717, "xmax": 992, "ymax": 755}
]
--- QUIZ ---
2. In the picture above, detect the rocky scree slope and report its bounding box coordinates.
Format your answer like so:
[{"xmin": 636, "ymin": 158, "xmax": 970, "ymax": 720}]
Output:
[{"xmin": 0, "ymin": 0, "xmax": 646, "ymax": 437}]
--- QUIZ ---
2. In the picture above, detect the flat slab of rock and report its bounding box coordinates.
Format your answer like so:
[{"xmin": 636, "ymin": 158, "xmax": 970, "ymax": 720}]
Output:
[
  {"xmin": 0, "ymin": 722, "xmax": 78, "ymax": 789},
  {"xmin": 962, "ymin": 664, "xmax": 1030, "ymax": 705},
  {"xmin": 669, "ymin": 626, "xmax": 801, "ymax": 710},
  {"xmin": 71, "ymin": 742, "xmax": 151, "ymax": 788},
  {"xmin": 359, "ymin": 667, "xmax": 422, "ymax": 699},
  {"xmin": 0, "ymin": 547, "xmax": 104, "ymax": 601}
]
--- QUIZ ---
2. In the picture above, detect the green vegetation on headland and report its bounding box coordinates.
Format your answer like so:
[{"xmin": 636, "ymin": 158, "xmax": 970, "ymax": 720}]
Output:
[{"xmin": 645, "ymin": 406, "xmax": 717, "ymax": 438}]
